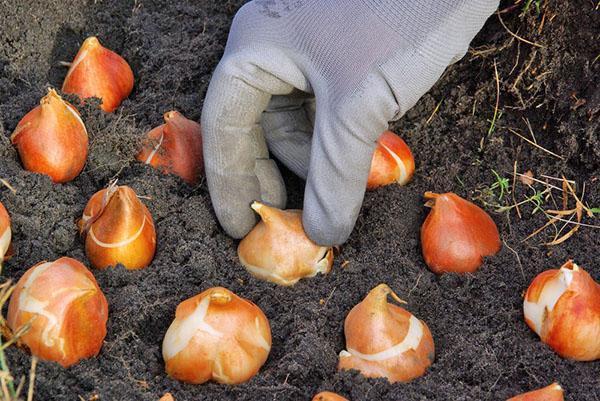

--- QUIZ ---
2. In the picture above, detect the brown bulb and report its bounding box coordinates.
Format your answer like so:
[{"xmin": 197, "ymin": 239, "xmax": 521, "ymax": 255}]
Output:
[
  {"xmin": 367, "ymin": 131, "xmax": 415, "ymax": 190},
  {"xmin": 7, "ymin": 257, "xmax": 108, "ymax": 367},
  {"xmin": 62, "ymin": 36, "xmax": 134, "ymax": 112},
  {"xmin": 507, "ymin": 382, "xmax": 564, "ymax": 401},
  {"xmin": 421, "ymin": 192, "xmax": 501, "ymax": 274},
  {"xmin": 238, "ymin": 202, "xmax": 333, "ymax": 286},
  {"xmin": 137, "ymin": 111, "xmax": 204, "ymax": 185},
  {"xmin": 338, "ymin": 284, "xmax": 434, "ymax": 383},
  {"xmin": 11, "ymin": 88, "xmax": 88, "ymax": 183},
  {"xmin": 524, "ymin": 261, "xmax": 600, "ymax": 361},
  {"xmin": 0, "ymin": 201, "xmax": 12, "ymax": 269},
  {"xmin": 312, "ymin": 391, "xmax": 349, "ymax": 401},
  {"xmin": 79, "ymin": 184, "xmax": 156, "ymax": 270},
  {"xmin": 162, "ymin": 287, "xmax": 271, "ymax": 384}
]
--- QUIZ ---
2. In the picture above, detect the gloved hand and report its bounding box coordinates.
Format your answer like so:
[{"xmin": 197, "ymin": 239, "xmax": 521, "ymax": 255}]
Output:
[{"xmin": 201, "ymin": 0, "xmax": 499, "ymax": 246}]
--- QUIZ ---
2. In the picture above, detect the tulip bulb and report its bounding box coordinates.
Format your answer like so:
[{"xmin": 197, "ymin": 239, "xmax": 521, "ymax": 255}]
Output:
[
  {"xmin": 507, "ymin": 382, "xmax": 564, "ymax": 401},
  {"xmin": 523, "ymin": 261, "xmax": 600, "ymax": 361},
  {"xmin": 420, "ymin": 192, "xmax": 500, "ymax": 274},
  {"xmin": 312, "ymin": 392, "xmax": 349, "ymax": 401},
  {"xmin": 237, "ymin": 202, "xmax": 334, "ymax": 286},
  {"xmin": 79, "ymin": 184, "xmax": 156, "ymax": 270},
  {"xmin": 162, "ymin": 287, "xmax": 271, "ymax": 384},
  {"xmin": 62, "ymin": 36, "xmax": 134, "ymax": 112},
  {"xmin": 136, "ymin": 111, "xmax": 204, "ymax": 185},
  {"xmin": 367, "ymin": 131, "xmax": 415, "ymax": 190},
  {"xmin": 338, "ymin": 284, "xmax": 434, "ymax": 383},
  {"xmin": 7, "ymin": 257, "xmax": 108, "ymax": 367},
  {"xmin": 11, "ymin": 88, "xmax": 88, "ymax": 183},
  {"xmin": 0, "ymin": 201, "xmax": 12, "ymax": 269}
]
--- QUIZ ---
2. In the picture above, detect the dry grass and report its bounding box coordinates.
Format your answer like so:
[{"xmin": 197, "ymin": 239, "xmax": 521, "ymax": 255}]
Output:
[
  {"xmin": 0, "ymin": 281, "xmax": 36, "ymax": 401},
  {"xmin": 487, "ymin": 170, "xmax": 600, "ymax": 246}
]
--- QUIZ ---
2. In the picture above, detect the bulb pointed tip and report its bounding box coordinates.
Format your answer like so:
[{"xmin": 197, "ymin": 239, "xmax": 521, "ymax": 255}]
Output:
[
  {"xmin": 209, "ymin": 288, "xmax": 232, "ymax": 304},
  {"xmin": 83, "ymin": 36, "xmax": 100, "ymax": 47},
  {"xmin": 251, "ymin": 201, "xmax": 264, "ymax": 213}
]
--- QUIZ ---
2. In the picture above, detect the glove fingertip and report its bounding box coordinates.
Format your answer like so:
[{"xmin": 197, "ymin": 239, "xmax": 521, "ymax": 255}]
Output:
[
  {"xmin": 219, "ymin": 207, "xmax": 258, "ymax": 240},
  {"xmin": 302, "ymin": 206, "xmax": 353, "ymax": 247}
]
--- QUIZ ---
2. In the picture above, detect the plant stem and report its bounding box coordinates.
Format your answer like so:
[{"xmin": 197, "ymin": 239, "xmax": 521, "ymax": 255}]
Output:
[{"xmin": 0, "ymin": 336, "xmax": 16, "ymax": 398}]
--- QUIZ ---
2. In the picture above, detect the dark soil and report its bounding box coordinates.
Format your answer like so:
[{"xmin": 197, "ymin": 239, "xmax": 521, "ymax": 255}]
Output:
[{"xmin": 0, "ymin": 0, "xmax": 598, "ymax": 400}]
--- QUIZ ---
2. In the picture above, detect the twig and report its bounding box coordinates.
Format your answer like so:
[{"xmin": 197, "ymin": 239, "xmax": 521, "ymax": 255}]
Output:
[
  {"xmin": 546, "ymin": 216, "xmax": 579, "ymax": 245},
  {"xmin": 507, "ymin": 128, "xmax": 564, "ymax": 159},
  {"xmin": 503, "ymin": 240, "xmax": 524, "ymax": 280},
  {"xmin": 540, "ymin": 174, "xmax": 575, "ymax": 184},
  {"xmin": 511, "ymin": 172, "xmax": 562, "ymax": 191},
  {"xmin": 522, "ymin": 117, "xmax": 537, "ymax": 144},
  {"xmin": 0, "ymin": 179, "xmax": 16, "ymax": 195},
  {"xmin": 27, "ymin": 357, "xmax": 37, "ymax": 401},
  {"xmin": 511, "ymin": 161, "xmax": 522, "ymax": 218},
  {"xmin": 497, "ymin": 10, "xmax": 545, "ymax": 48},
  {"xmin": 512, "ymin": 51, "xmax": 537, "ymax": 91},
  {"xmin": 425, "ymin": 99, "xmax": 443, "ymax": 125},
  {"xmin": 563, "ymin": 177, "xmax": 594, "ymax": 217},
  {"xmin": 408, "ymin": 272, "xmax": 424, "ymax": 297},
  {"xmin": 523, "ymin": 214, "xmax": 560, "ymax": 241},
  {"xmin": 0, "ymin": 337, "xmax": 15, "ymax": 399},
  {"xmin": 14, "ymin": 376, "xmax": 25, "ymax": 400},
  {"xmin": 322, "ymin": 287, "xmax": 337, "ymax": 308},
  {"xmin": 489, "ymin": 60, "xmax": 501, "ymax": 138}
]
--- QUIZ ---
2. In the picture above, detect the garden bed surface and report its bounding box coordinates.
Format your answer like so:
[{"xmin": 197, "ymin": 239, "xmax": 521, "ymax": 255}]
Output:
[{"xmin": 0, "ymin": 0, "xmax": 598, "ymax": 400}]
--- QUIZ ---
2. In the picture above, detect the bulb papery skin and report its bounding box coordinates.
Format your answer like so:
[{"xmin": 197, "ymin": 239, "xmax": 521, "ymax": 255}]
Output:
[
  {"xmin": 0, "ymin": 202, "xmax": 12, "ymax": 267},
  {"xmin": 159, "ymin": 393, "xmax": 175, "ymax": 401},
  {"xmin": 238, "ymin": 202, "xmax": 334, "ymax": 286},
  {"xmin": 136, "ymin": 111, "xmax": 204, "ymax": 185},
  {"xmin": 162, "ymin": 287, "xmax": 272, "ymax": 385},
  {"xmin": 7, "ymin": 257, "xmax": 108, "ymax": 367},
  {"xmin": 312, "ymin": 392, "xmax": 349, "ymax": 401},
  {"xmin": 11, "ymin": 89, "xmax": 88, "ymax": 183},
  {"xmin": 420, "ymin": 192, "xmax": 501, "ymax": 274},
  {"xmin": 338, "ymin": 284, "xmax": 434, "ymax": 383},
  {"xmin": 523, "ymin": 261, "xmax": 600, "ymax": 361},
  {"xmin": 506, "ymin": 382, "xmax": 564, "ymax": 401},
  {"xmin": 367, "ymin": 131, "xmax": 415, "ymax": 190},
  {"xmin": 79, "ymin": 185, "xmax": 156, "ymax": 270},
  {"xmin": 62, "ymin": 36, "xmax": 134, "ymax": 113}
]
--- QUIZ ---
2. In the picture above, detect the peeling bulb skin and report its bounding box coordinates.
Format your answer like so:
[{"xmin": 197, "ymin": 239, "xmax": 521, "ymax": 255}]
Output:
[
  {"xmin": 159, "ymin": 393, "xmax": 175, "ymax": 401},
  {"xmin": 507, "ymin": 382, "xmax": 564, "ymax": 401},
  {"xmin": 11, "ymin": 89, "xmax": 88, "ymax": 183},
  {"xmin": 420, "ymin": 192, "xmax": 501, "ymax": 274},
  {"xmin": 136, "ymin": 111, "xmax": 204, "ymax": 185},
  {"xmin": 80, "ymin": 185, "xmax": 156, "ymax": 270},
  {"xmin": 523, "ymin": 261, "xmax": 600, "ymax": 361},
  {"xmin": 367, "ymin": 131, "xmax": 415, "ymax": 190},
  {"xmin": 62, "ymin": 36, "xmax": 134, "ymax": 112},
  {"xmin": 312, "ymin": 392, "xmax": 349, "ymax": 401},
  {"xmin": 338, "ymin": 284, "xmax": 434, "ymax": 383},
  {"xmin": 238, "ymin": 202, "xmax": 334, "ymax": 286},
  {"xmin": 7, "ymin": 257, "xmax": 108, "ymax": 367},
  {"xmin": 0, "ymin": 202, "xmax": 12, "ymax": 268},
  {"xmin": 162, "ymin": 287, "xmax": 271, "ymax": 385}
]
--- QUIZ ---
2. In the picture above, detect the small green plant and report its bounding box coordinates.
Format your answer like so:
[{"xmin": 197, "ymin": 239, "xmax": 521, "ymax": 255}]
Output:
[
  {"xmin": 528, "ymin": 189, "xmax": 546, "ymax": 214},
  {"xmin": 490, "ymin": 169, "xmax": 510, "ymax": 201},
  {"xmin": 495, "ymin": 187, "xmax": 550, "ymax": 214},
  {"xmin": 522, "ymin": 0, "xmax": 542, "ymax": 15}
]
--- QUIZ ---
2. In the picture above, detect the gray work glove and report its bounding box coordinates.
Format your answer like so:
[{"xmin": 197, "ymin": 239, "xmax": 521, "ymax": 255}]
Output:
[{"xmin": 201, "ymin": 0, "xmax": 499, "ymax": 246}]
